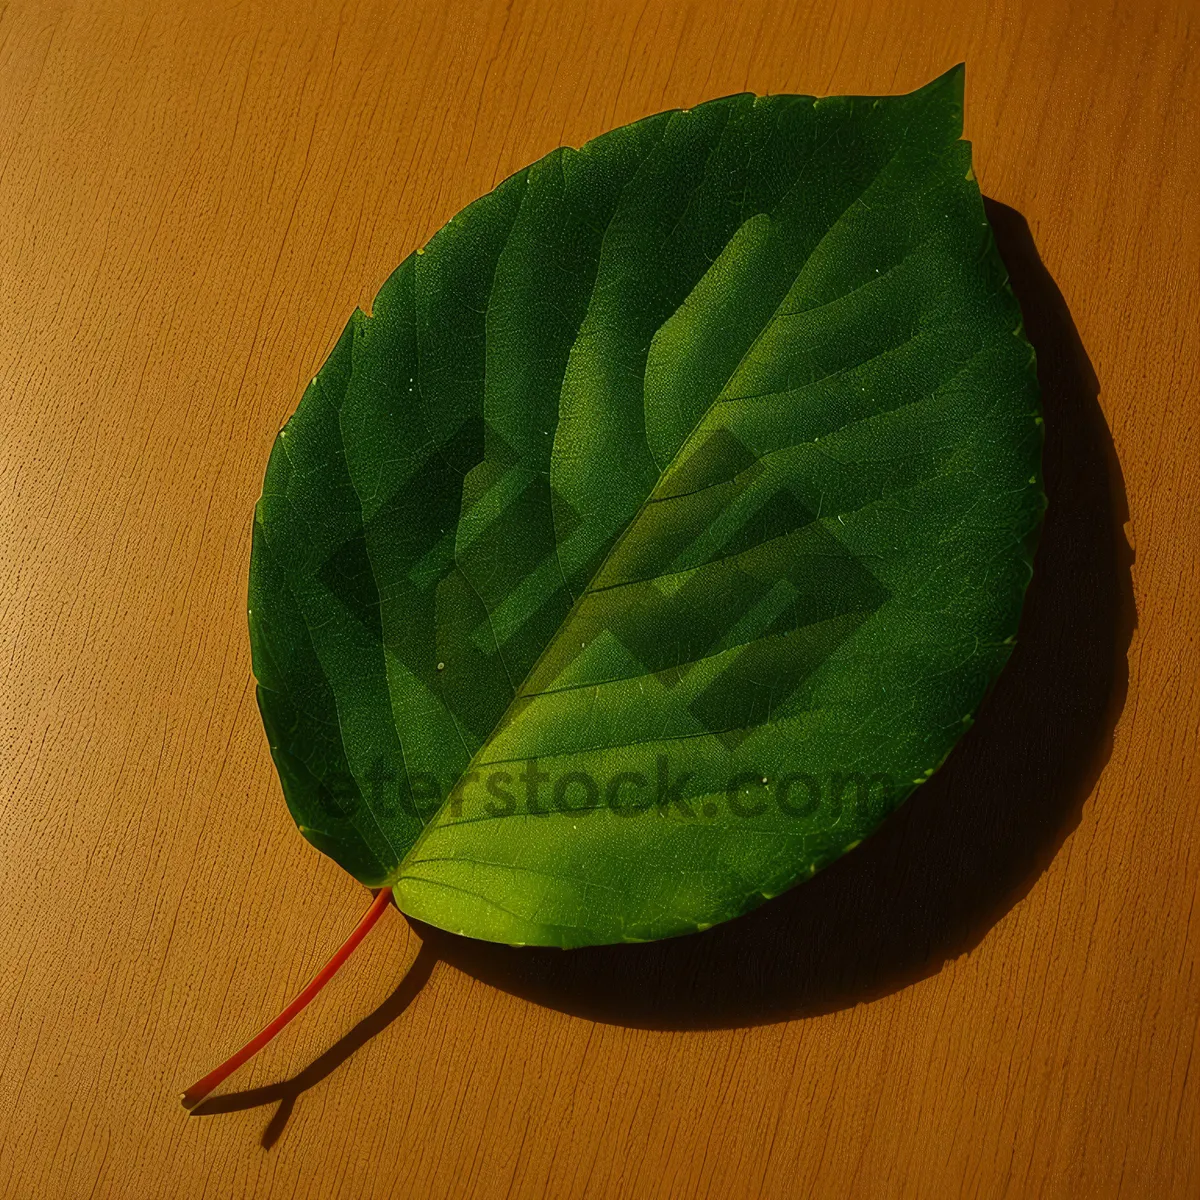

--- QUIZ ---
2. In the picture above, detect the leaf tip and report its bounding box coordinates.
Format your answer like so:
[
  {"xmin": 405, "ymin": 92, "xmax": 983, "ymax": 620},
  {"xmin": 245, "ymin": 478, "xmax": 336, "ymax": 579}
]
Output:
[
  {"xmin": 940, "ymin": 61, "xmax": 967, "ymax": 91},
  {"xmin": 913, "ymin": 62, "xmax": 966, "ymax": 136}
]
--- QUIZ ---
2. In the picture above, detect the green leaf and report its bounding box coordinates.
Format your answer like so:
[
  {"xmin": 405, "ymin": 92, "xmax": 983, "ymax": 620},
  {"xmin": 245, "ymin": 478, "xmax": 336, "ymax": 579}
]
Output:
[{"xmin": 250, "ymin": 64, "xmax": 1044, "ymax": 947}]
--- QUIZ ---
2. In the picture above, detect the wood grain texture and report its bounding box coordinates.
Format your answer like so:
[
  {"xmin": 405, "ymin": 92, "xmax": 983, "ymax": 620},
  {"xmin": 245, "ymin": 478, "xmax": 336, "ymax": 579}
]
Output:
[{"xmin": 0, "ymin": 0, "xmax": 1196, "ymax": 1196}]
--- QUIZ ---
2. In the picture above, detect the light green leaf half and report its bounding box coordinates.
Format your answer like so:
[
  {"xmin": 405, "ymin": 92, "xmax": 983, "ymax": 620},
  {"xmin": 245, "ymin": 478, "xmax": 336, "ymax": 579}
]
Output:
[{"xmin": 250, "ymin": 65, "xmax": 1044, "ymax": 947}]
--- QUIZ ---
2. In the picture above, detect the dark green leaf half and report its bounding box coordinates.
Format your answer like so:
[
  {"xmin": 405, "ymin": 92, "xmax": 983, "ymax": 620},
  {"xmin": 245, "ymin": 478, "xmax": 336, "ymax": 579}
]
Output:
[{"xmin": 250, "ymin": 65, "xmax": 1044, "ymax": 947}]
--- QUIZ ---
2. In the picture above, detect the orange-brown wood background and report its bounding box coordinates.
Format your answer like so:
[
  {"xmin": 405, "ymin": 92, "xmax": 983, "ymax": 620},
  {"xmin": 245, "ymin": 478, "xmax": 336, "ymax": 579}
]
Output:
[{"xmin": 2, "ymin": 0, "xmax": 1197, "ymax": 1196}]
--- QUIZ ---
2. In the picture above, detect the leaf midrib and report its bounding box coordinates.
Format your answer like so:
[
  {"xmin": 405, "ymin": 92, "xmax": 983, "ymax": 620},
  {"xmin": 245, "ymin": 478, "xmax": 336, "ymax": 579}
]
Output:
[{"xmin": 382, "ymin": 117, "xmax": 937, "ymax": 884}]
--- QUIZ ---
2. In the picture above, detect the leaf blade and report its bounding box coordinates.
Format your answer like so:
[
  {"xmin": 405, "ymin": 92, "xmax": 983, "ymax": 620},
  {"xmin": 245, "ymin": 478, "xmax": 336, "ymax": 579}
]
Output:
[{"xmin": 251, "ymin": 64, "xmax": 1044, "ymax": 945}]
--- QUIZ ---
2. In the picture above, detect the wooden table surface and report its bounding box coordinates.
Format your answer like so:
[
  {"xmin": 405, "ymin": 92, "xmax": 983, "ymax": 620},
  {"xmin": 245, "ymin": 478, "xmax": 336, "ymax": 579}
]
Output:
[{"xmin": 2, "ymin": 0, "xmax": 1197, "ymax": 1196}]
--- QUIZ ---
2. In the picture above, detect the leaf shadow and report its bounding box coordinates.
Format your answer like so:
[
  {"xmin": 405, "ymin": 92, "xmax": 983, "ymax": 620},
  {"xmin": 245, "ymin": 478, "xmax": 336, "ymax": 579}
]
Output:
[
  {"xmin": 187, "ymin": 941, "xmax": 438, "ymax": 1148},
  {"xmin": 417, "ymin": 197, "xmax": 1137, "ymax": 1029}
]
